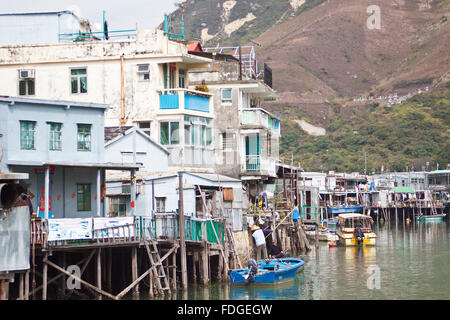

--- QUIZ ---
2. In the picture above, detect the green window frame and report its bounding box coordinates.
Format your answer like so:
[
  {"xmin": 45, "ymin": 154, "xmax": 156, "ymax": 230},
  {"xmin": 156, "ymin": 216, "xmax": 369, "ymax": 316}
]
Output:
[
  {"xmin": 77, "ymin": 184, "xmax": 91, "ymax": 211},
  {"xmin": 20, "ymin": 120, "xmax": 36, "ymax": 150},
  {"xmin": 71, "ymin": 68, "xmax": 87, "ymax": 94},
  {"xmin": 160, "ymin": 121, "xmax": 179, "ymax": 145},
  {"xmin": 184, "ymin": 116, "xmax": 212, "ymax": 147},
  {"xmin": 77, "ymin": 124, "xmax": 91, "ymax": 151},
  {"xmin": 221, "ymin": 88, "xmax": 232, "ymax": 104},
  {"xmin": 109, "ymin": 196, "xmax": 127, "ymax": 217},
  {"xmin": 48, "ymin": 122, "xmax": 62, "ymax": 151},
  {"xmin": 178, "ymin": 69, "xmax": 186, "ymax": 88}
]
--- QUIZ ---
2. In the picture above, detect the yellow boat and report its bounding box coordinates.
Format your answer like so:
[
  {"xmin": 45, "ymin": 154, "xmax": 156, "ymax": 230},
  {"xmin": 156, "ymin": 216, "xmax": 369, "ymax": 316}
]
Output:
[{"xmin": 336, "ymin": 213, "xmax": 376, "ymax": 246}]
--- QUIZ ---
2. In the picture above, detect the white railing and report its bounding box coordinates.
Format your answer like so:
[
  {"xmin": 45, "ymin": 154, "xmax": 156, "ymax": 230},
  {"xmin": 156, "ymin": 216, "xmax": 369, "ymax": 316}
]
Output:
[
  {"xmin": 241, "ymin": 108, "xmax": 280, "ymax": 132},
  {"xmin": 244, "ymin": 155, "xmax": 277, "ymax": 176}
]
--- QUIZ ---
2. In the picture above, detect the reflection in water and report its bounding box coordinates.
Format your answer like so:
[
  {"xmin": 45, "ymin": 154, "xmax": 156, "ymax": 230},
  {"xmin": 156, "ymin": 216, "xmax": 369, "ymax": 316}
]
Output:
[{"xmin": 143, "ymin": 220, "xmax": 449, "ymax": 300}]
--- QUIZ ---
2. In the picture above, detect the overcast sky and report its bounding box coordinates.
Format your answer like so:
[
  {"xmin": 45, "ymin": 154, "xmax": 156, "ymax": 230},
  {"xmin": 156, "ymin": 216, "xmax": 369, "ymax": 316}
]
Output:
[{"xmin": 3, "ymin": 0, "xmax": 180, "ymax": 30}]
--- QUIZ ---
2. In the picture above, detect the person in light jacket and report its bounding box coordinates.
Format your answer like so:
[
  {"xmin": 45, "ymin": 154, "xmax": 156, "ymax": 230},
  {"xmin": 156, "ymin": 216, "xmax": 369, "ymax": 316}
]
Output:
[{"xmin": 251, "ymin": 225, "xmax": 267, "ymax": 261}]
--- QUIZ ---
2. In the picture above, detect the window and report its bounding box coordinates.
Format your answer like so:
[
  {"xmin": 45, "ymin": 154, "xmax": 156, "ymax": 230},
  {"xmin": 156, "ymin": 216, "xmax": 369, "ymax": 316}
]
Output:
[
  {"xmin": 71, "ymin": 68, "xmax": 87, "ymax": 94},
  {"xmin": 138, "ymin": 121, "xmax": 151, "ymax": 136},
  {"xmin": 137, "ymin": 64, "xmax": 150, "ymax": 81},
  {"xmin": 184, "ymin": 124, "xmax": 191, "ymax": 145},
  {"xmin": 184, "ymin": 116, "xmax": 212, "ymax": 147},
  {"xmin": 48, "ymin": 122, "xmax": 62, "ymax": 151},
  {"xmin": 109, "ymin": 197, "xmax": 127, "ymax": 217},
  {"xmin": 20, "ymin": 121, "xmax": 36, "ymax": 150},
  {"xmin": 156, "ymin": 197, "xmax": 166, "ymax": 213},
  {"xmin": 19, "ymin": 79, "xmax": 35, "ymax": 96},
  {"xmin": 77, "ymin": 184, "xmax": 91, "ymax": 211},
  {"xmin": 179, "ymin": 69, "xmax": 186, "ymax": 88},
  {"xmin": 77, "ymin": 124, "xmax": 91, "ymax": 151},
  {"xmin": 160, "ymin": 121, "xmax": 179, "ymax": 145},
  {"xmin": 222, "ymin": 133, "xmax": 233, "ymax": 150},
  {"xmin": 221, "ymin": 88, "xmax": 232, "ymax": 104}
]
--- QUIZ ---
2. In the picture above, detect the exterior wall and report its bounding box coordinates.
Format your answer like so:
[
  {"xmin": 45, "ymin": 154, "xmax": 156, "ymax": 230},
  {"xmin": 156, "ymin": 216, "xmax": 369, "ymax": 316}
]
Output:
[
  {"xmin": 0, "ymin": 29, "xmax": 215, "ymax": 172},
  {"xmin": 0, "ymin": 30, "xmax": 207, "ymax": 128},
  {"xmin": 0, "ymin": 12, "xmax": 81, "ymax": 46},
  {"xmin": 10, "ymin": 165, "xmax": 103, "ymax": 218},
  {"xmin": 105, "ymin": 129, "xmax": 169, "ymax": 173},
  {"xmin": 189, "ymin": 57, "xmax": 280, "ymax": 180},
  {"xmin": 373, "ymin": 172, "xmax": 428, "ymax": 191},
  {"xmin": 0, "ymin": 100, "xmax": 105, "ymax": 167},
  {"xmin": 105, "ymin": 176, "xmax": 196, "ymax": 217}
]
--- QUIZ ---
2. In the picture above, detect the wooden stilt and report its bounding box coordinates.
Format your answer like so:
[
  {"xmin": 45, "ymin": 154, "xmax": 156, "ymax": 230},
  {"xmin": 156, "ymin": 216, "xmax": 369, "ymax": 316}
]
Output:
[
  {"xmin": 171, "ymin": 249, "xmax": 177, "ymax": 291},
  {"xmin": 107, "ymin": 248, "xmax": 112, "ymax": 292},
  {"xmin": 192, "ymin": 250, "xmax": 197, "ymax": 284},
  {"xmin": 24, "ymin": 270, "xmax": 30, "ymax": 300},
  {"xmin": 200, "ymin": 244, "xmax": 209, "ymax": 285},
  {"xmin": 44, "ymin": 258, "xmax": 117, "ymax": 300},
  {"xmin": 42, "ymin": 252, "xmax": 48, "ymax": 300},
  {"xmin": 97, "ymin": 248, "xmax": 102, "ymax": 300},
  {"xmin": 131, "ymin": 246, "xmax": 139, "ymax": 298},
  {"xmin": 19, "ymin": 273, "xmax": 24, "ymax": 300}
]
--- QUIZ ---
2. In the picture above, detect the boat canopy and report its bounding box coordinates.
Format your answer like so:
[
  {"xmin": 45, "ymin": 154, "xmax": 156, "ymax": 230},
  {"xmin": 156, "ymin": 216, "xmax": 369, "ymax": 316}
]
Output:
[{"xmin": 338, "ymin": 213, "xmax": 373, "ymax": 221}]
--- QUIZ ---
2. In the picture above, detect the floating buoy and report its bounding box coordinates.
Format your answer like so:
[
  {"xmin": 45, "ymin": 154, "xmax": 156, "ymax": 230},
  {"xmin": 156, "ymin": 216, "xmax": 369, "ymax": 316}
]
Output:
[{"xmin": 328, "ymin": 241, "xmax": 337, "ymax": 247}]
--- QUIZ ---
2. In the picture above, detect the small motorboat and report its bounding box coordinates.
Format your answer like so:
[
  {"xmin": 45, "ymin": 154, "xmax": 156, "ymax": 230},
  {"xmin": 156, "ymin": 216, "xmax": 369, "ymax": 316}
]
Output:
[
  {"xmin": 336, "ymin": 213, "xmax": 376, "ymax": 246},
  {"xmin": 415, "ymin": 213, "xmax": 446, "ymax": 222},
  {"xmin": 228, "ymin": 258, "xmax": 304, "ymax": 285}
]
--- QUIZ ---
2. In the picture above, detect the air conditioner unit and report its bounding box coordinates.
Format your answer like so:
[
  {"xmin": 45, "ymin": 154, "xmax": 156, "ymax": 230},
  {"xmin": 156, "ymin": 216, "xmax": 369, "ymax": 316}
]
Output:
[
  {"xmin": 137, "ymin": 64, "xmax": 150, "ymax": 73},
  {"xmin": 19, "ymin": 69, "xmax": 35, "ymax": 79}
]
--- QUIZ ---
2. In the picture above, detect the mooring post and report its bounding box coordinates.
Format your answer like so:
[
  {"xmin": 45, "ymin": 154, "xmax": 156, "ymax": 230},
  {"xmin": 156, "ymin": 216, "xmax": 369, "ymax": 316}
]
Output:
[{"xmin": 178, "ymin": 172, "xmax": 188, "ymax": 290}]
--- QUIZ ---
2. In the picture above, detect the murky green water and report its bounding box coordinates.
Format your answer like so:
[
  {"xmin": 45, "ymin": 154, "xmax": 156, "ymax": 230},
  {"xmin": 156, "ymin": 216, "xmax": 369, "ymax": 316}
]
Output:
[{"xmin": 157, "ymin": 219, "xmax": 450, "ymax": 300}]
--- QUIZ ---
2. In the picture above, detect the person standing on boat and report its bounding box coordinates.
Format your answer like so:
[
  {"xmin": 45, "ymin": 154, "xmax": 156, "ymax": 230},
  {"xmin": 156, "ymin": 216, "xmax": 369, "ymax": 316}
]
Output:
[{"xmin": 251, "ymin": 225, "xmax": 268, "ymax": 261}]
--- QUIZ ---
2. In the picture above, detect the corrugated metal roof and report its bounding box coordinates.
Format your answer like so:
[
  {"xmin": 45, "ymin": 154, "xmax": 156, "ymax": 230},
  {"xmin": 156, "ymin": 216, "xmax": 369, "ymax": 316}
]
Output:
[
  {"xmin": 185, "ymin": 172, "xmax": 241, "ymax": 183},
  {"xmin": 428, "ymin": 170, "xmax": 450, "ymax": 175}
]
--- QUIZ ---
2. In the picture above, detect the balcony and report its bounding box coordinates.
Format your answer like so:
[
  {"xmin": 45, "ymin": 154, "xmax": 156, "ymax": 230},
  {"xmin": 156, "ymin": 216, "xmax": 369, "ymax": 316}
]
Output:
[
  {"xmin": 159, "ymin": 89, "xmax": 212, "ymax": 113},
  {"xmin": 243, "ymin": 155, "xmax": 277, "ymax": 177},
  {"xmin": 241, "ymin": 108, "xmax": 280, "ymax": 133}
]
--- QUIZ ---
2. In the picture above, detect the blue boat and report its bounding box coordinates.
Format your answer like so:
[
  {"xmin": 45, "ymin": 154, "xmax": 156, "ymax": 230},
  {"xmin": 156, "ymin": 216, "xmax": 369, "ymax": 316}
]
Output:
[
  {"xmin": 228, "ymin": 258, "xmax": 304, "ymax": 285},
  {"xmin": 329, "ymin": 205, "xmax": 363, "ymax": 215},
  {"xmin": 415, "ymin": 213, "xmax": 446, "ymax": 221}
]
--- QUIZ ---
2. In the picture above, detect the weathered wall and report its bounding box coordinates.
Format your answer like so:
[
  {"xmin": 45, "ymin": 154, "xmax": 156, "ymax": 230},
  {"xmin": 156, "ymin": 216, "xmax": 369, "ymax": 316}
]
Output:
[
  {"xmin": 10, "ymin": 165, "xmax": 103, "ymax": 219},
  {"xmin": 0, "ymin": 100, "xmax": 106, "ymax": 166},
  {"xmin": 104, "ymin": 129, "xmax": 169, "ymax": 174},
  {"xmin": 0, "ymin": 12, "xmax": 80, "ymax": 46}
]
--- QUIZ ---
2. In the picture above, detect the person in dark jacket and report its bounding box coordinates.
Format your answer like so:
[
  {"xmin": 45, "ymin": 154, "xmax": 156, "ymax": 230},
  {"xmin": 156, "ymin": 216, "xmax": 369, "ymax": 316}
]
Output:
[{"xmin": 269, "ymin": 240, "xmax": 285, "ymax": 259}]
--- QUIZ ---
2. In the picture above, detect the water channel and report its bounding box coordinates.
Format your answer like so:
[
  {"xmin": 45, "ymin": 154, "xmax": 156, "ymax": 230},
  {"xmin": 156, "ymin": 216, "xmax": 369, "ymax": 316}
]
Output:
[{"xmin": 160, "ymin": 219, "xmax": 449, "ymax": 300}]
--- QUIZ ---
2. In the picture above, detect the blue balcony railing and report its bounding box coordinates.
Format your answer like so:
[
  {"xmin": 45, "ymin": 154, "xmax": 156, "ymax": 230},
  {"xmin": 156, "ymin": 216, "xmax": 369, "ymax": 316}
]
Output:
[{"xmin": 159, "ymin": 89, "xmax": 211, "ymax": 113}]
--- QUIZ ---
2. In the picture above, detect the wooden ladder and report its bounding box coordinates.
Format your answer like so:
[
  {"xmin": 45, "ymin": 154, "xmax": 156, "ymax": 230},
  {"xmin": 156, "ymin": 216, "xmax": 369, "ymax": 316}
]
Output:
[
  {"xmin": 144, "ymin": 239, "xmax": 171, "ymax": 295},
  {"xmin": 226, "ymin": 226, "xmax": 242, "ymax": 269}
]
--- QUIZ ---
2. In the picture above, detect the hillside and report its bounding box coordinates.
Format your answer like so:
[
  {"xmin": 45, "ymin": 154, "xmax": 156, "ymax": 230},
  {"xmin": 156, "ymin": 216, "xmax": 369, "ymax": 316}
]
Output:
[{"xmin": 168, "ymin": 0, "xmax": 450, "ymax": 172}]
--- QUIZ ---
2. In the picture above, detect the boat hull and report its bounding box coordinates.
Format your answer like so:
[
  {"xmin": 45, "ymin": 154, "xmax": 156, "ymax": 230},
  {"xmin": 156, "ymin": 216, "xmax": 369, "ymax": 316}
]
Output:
[
  {"xmin": 329, "ymin": 206, "xmax": 364, "ymax": 215},
  {"xmin": 336, "ymin": 232, "xmax": 376, "ymax": 246},
  {"xmin": 416, "ymin": 214, "xmax": 446, "ymax": 221},
  {"xmin": 228, "ymin": 258, "xmax": 304, "ymax": 285}
]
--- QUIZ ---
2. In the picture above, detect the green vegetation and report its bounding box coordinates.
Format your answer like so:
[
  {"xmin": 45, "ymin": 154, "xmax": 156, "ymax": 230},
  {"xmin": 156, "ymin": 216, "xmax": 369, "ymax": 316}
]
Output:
[{"xmin": 280, "ymin": 86, "xmax": 450, "ymax": 173}]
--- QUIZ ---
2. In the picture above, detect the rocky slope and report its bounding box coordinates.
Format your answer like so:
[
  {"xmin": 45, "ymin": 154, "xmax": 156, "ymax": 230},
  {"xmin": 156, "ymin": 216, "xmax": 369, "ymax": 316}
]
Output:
[{"xmin": 167, "ymin": 0, "xmax": 450, "ymax": 171}]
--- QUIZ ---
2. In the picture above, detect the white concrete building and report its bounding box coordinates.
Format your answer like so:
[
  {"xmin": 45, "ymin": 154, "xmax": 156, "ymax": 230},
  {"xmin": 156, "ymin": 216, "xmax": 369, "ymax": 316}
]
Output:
[{"xmin": 0, "ymin": 28, "xmax": 216, "ymax": 172}]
